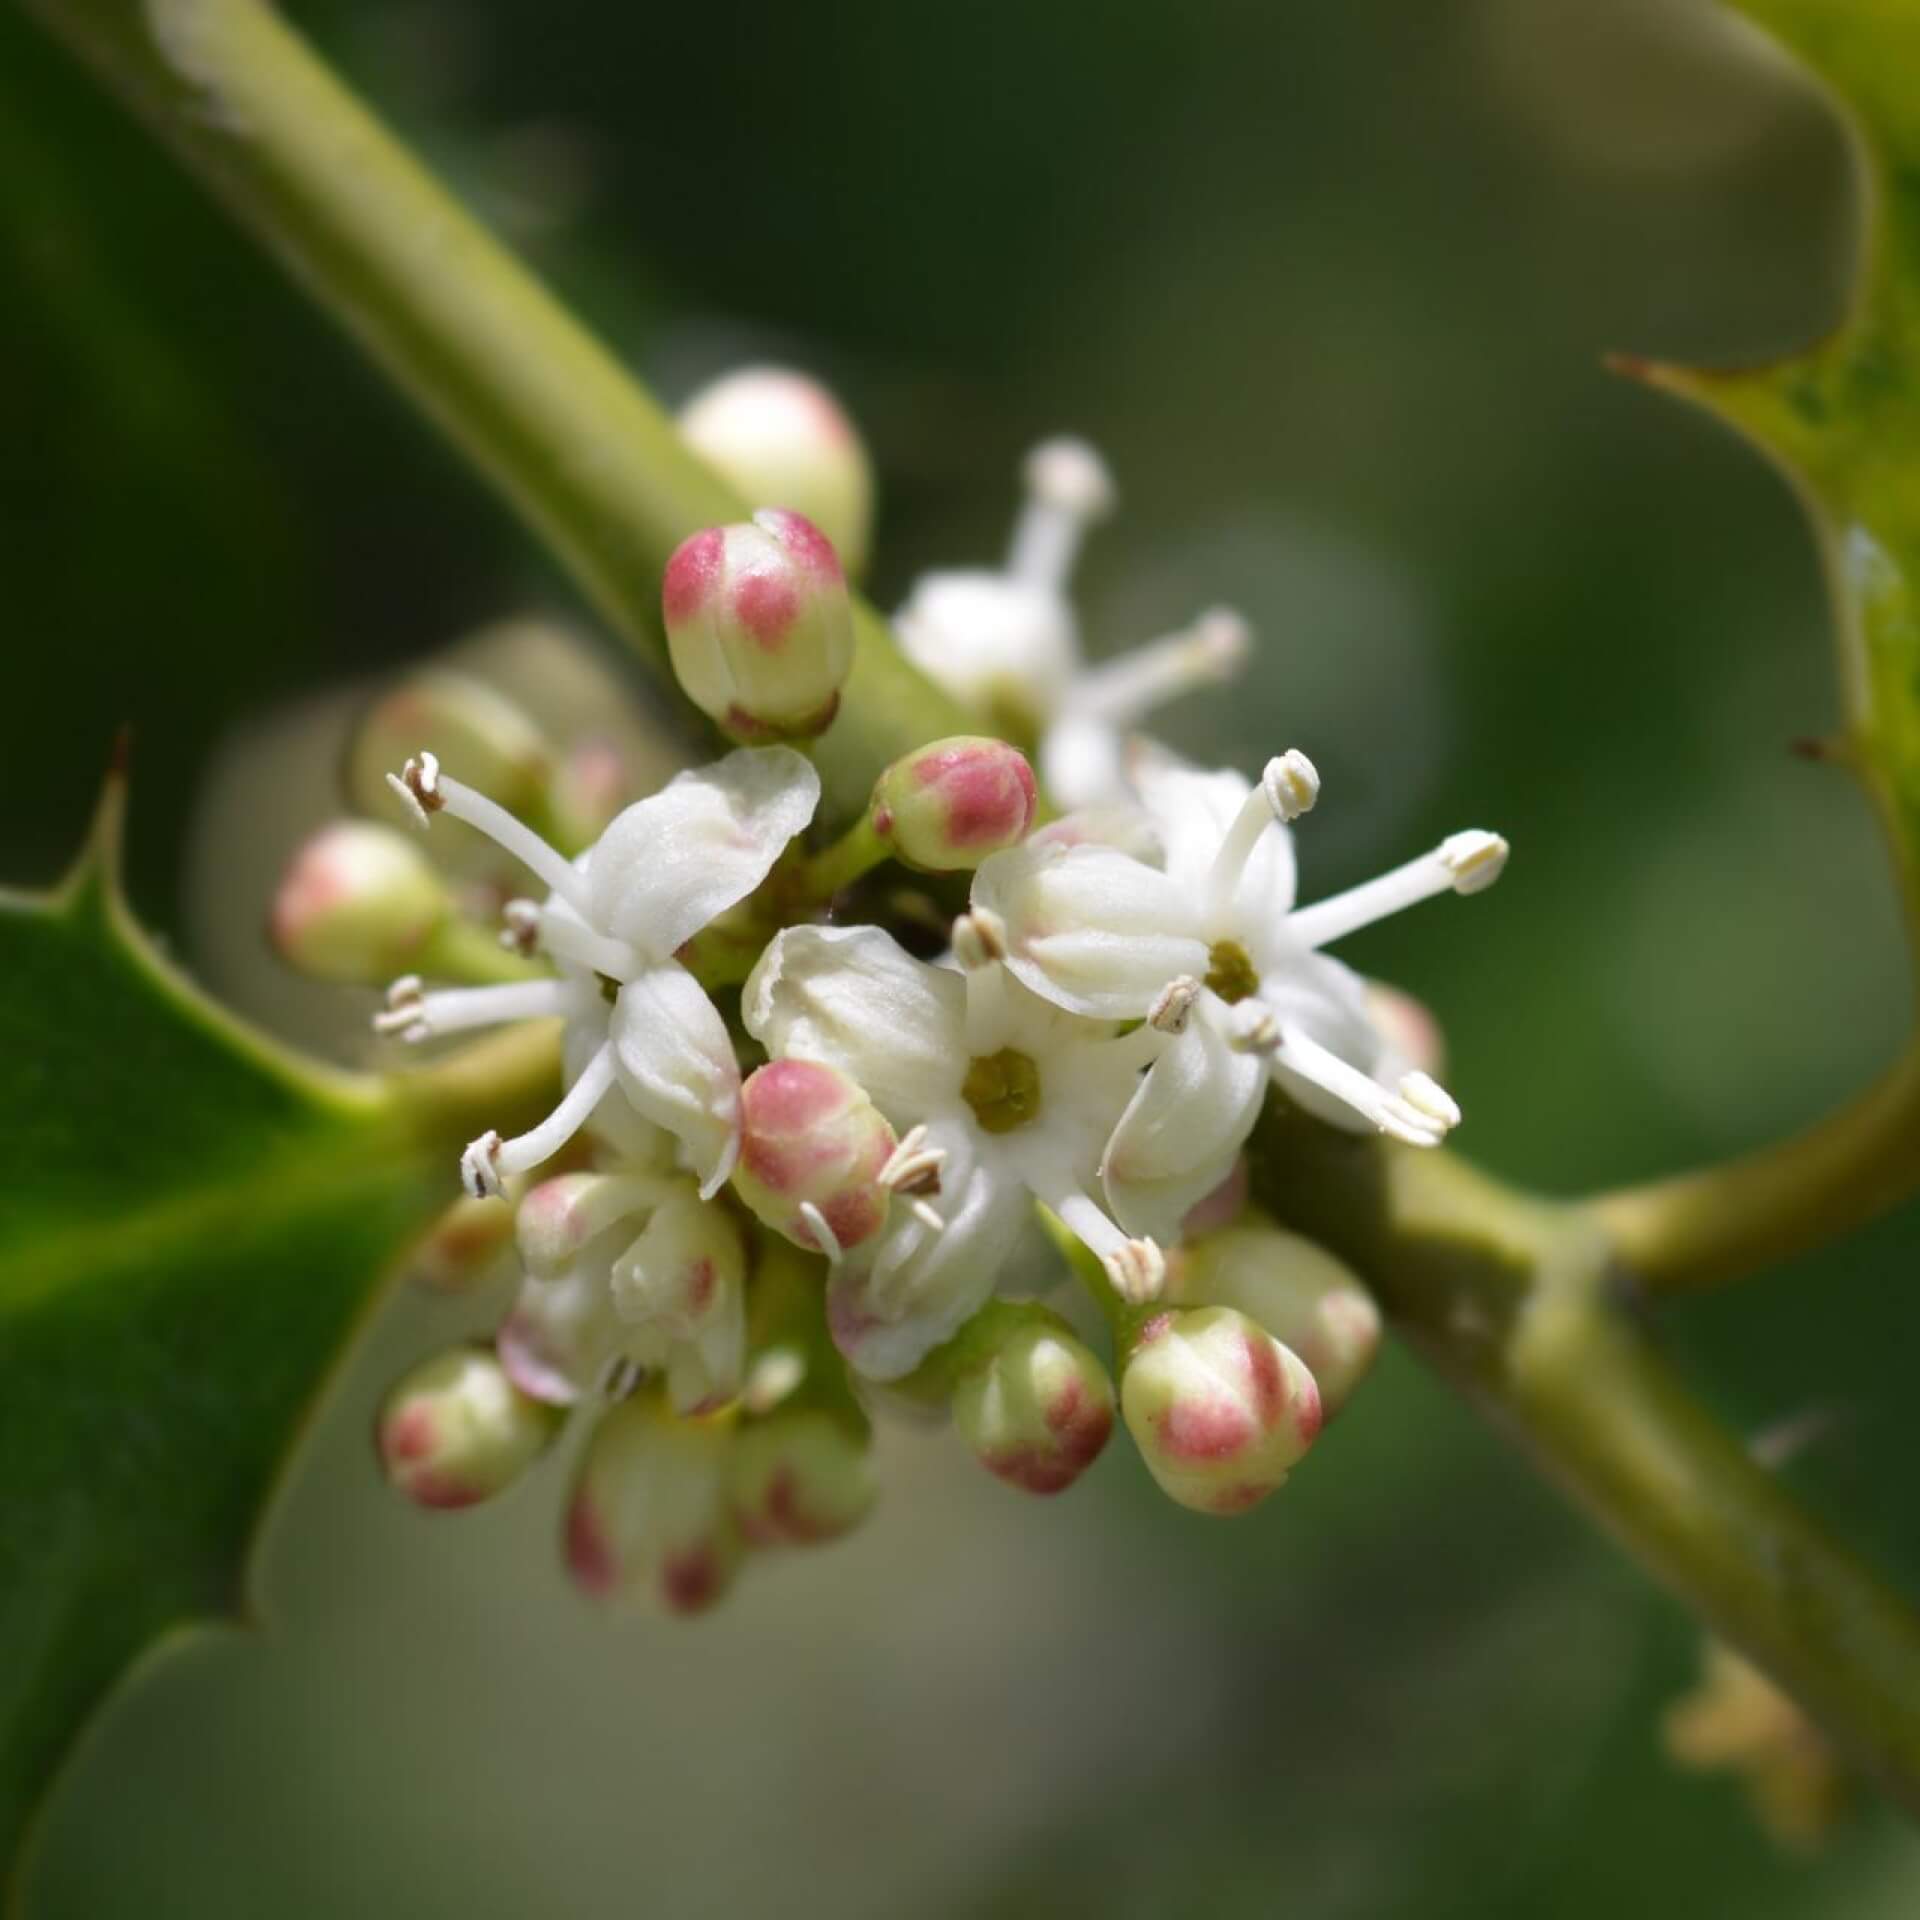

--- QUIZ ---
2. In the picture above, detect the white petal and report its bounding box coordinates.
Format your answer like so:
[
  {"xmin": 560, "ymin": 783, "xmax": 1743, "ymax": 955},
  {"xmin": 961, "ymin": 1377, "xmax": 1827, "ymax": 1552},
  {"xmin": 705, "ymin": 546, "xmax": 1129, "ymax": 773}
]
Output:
[
  {"xmin": 826, "ymin": 1129, "xmax": 1028, "ymax": 1380},
  {"xmin": 742, "ymin": 924, "xmax": 967, "ymax": 1125},
  {"xmin": 893, "ymin": 569, "xmax": 1079, "ymax": 721},
  {"xmin": 561, "ymin": 1000, "xmax": 675, "ymax": 1163},
  {"xmin": 1258, "ymin": 949, "xmax": 1398, "ymax": 1135},
  {"xmin": 587, "ymin": 746, "xmax": 819, "ymax": 957},
  {"xmin": 972, "ymin": 842, "xmax": 1207, "ymax": 1019},
  {"xmin": 609, "ymin": 962, "xmax": 742, "ymax": 1194},
  {"xmin": 1040, "ymin": 712, "xmax": 1127, "ymax": 812},
  {"xmin": 1101, "ymin": 1005, "xmax": 1267, "ymax": 1241},
  {"xmin": 1134, "ymin": 761, "xmax": 1297, "ymax": 923}
]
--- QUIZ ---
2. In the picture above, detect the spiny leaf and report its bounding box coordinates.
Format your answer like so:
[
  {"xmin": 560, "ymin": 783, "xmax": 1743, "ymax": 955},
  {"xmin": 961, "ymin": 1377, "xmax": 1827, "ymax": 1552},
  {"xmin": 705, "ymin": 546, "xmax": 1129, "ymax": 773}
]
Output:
[
  {"xmin": 0, "ymin": 768, "xmax": 465, "ymax": 1882},
  {"xmin": 1617, "ymin": 0, "xmax": 1920, "ymax": 923}
]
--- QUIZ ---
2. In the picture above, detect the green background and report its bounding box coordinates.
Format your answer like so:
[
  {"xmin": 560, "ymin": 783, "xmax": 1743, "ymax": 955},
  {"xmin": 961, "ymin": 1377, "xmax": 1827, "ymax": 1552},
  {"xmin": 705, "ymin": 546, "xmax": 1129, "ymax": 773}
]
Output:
[{"xmin": 5, "ymin": 0, "xmax": 1918, "ymax": 1911}]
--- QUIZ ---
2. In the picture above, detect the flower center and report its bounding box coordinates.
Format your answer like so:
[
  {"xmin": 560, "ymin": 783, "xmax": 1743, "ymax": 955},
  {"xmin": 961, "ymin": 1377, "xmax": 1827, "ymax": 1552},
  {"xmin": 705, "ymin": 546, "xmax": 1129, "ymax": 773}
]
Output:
[
  {"xmin": 1204, "ymin": 938, "xmax": 1260, "ymax": 1006},
  {"xmin": 961, "ymin": 1047, "xmax": 1043, "ymax": 1134}
]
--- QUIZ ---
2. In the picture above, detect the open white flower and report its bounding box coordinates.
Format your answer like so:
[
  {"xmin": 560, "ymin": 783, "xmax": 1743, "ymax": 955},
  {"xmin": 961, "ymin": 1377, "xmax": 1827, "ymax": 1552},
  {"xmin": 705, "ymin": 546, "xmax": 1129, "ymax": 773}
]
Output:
[
  {"xmin": 974, "ymin": 753, "xmax": 1508, "ymax": 1183},
  {"xmin": 500, "ymin": 1160, "xmax": 748, "ymax": 1415},
  {"xmin": 742, "ymin": 920, "xmax": 1176, "ymax": 1380},
  {"xmin": 894, "ymin": 437, "xmax": 1250, "ymax": 808},
  {"xmin": 377, "ymin": 744, "xmax": 819, "ymax": 1198}
]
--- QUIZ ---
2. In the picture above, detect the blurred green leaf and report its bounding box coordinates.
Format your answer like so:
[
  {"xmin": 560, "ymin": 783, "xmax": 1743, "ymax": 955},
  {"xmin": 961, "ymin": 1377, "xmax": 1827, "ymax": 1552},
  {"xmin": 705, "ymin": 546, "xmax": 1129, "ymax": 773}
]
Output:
[
  {"xmin": 0, "ymin": 771, "xmax": 447, "ymax": 1882},
  {"xmin": 1632, "ymin": 0, "xmax": 1920, "ymax": 925}
]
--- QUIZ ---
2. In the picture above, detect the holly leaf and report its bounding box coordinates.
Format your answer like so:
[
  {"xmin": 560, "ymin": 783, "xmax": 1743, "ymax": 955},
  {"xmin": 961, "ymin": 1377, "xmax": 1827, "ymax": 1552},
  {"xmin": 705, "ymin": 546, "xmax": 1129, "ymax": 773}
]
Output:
[
  {"xmin": 0, "ymin": 767, "xmax": 542, "ymax": 1888},
  {"xmin": 1620, "ymin": 0, "xmax": 1920, "ymax": 917}
]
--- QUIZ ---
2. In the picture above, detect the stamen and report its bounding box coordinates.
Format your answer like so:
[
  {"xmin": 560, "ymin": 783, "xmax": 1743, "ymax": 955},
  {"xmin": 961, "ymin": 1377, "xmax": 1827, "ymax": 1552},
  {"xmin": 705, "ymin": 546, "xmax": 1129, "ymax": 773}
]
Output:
[
  {"xmin": 1205, "ymin": 750, "xmax": 1317, "ymax": 919},
  {"xmin": 1036, "ymin": 1180, "xmax": 1165, "ymax": 1302},
  {"xmin": 909, "ymin": 1198, "xmax": 948, "ymax": 1234},
  {"xmin": 798, "ymin": 1200, "xmax": 846, "ymax": 1266},
  {"xmin": 373, "ymin": 977, "xmax": 570, "ymax": 1043},
  {"xmin": 1226, "ymin": 1000, "xmax": 1281, "ymax": 1056},
  {"xmin": 1105, "ymin": 1238, "xmax": 1168, "ymax": 1305},
  {"xmin": 533, "ymin": 910, "xmax": 644, "ymax": 982},
  {"xmin": 950, "ymin": 907, "xmax": 1008, "ymax": 971},
  {"xmin": 600, "ymin": 1355, "xmax": 645, "ymax": 1403},
  {"xmin": 1006, "ymin": 437, "xmax": 1115, "ymax": 592},
  {"xmin": 486, "ymin": 1042, "xmax": 619, "ymax": 1187},
  {"xmin": 1286, "ymin": 830, "xmax": 1510, "ymax": 951},
  {"xmin": 500, "ymin": 898, "xmax": 541, "ymax": 956},
  {"xmin": 390, "ymin": 751, "xmax": 592, "ymax": 916},
  {"xmin": 954, "ymin": 910, "xmax": 1011, "ymax": 1055},
  {"xmin": 878, "ymin": 1124, "xmax": 946, "ymax": 1197},
  {"xmin": 461, "ymin": 1131, "xmax": 505, "ymax": 1199},
  {"xmin": 1148, "ymin": 974, "xmax": 1203, "ymax": 1034},
  {"xmin": 1399, "ymin": 1071, "xmax": 1462, "ymax": 1130},
  {"xmin": 1272, "ymin": 1023, "xmax": 1450, "ymax": 1146},
  {"xmin": 1066, "ymin": 608, "xmax": 1251, "ymax": 727}
]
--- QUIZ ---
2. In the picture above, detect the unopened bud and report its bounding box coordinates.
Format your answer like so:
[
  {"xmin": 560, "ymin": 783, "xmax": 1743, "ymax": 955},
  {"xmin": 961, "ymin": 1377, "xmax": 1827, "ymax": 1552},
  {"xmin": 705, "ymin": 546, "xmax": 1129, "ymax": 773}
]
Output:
[
  {"xmin": 347, "ymin": 670, "xmax": 552, "ymax": 863},
  {"xmin": 565, "ymin": 1395, "xmax": 741, "ymax": 1614},
  {"xmin": 544, "ymin": 736, "xmax": 633, "ymax": 852},
  {"xmin": 406, "ymin": 1192, "xmax": 516, "ymax": 1292},
  {"xmin": 377, "ymin": 1346, "xmax": 558, "ymax": 1510},
  {"xmin": 1169, "ymin": 1219, "xmax": 1382, "ymax": 1417},
  {"xmin": 954, "ymin": 1316, "xmax": 1114, "ymax": 1495},
  {"xmin": 678, "ymin": 366, "xmax": 875, "ymax": 577},
  {"xmin": 732, "ymin": 1060, "xmax": 897, "ymax": 1259},
  {"xmin": 270, "ymin": 821, "xmax": 451, "ymax": 982},
  {"xmin": 729, "ymin": 1410, "xmax": 877, "ymax": 1545},
  {"xmin": 609, "ymin": 1187, "xmax": 748, "ymax": 1414},
  {"xmin": 1365, "ymin": 981, "xmax": 1447, "ymax": 1079},
  {"xmin": 662, "ymin": 510, "xmax": 853, "ymax": 741},
  {"xmin": 870, "ymin": 737, "xmax": 1039, "ymax": 872},
  {"xmin": 1121, "ymin": 1307, "xmax": 1322, "ymax": 1515}
]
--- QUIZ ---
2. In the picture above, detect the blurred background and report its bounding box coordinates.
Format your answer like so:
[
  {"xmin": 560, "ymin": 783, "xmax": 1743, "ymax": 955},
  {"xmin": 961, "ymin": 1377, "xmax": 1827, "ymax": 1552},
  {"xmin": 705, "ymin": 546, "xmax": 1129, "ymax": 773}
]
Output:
[{"xmin": 6, "ymin": 0, "xmax": 1919, "ymax": 1911}]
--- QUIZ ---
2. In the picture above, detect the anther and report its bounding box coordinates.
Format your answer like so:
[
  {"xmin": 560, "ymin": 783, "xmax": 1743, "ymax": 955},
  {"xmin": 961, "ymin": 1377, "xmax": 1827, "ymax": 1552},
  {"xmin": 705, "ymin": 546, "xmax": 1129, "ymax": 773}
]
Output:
[
  {"xmin": 500, "ymin": 898, "xmax": 541, "ymax": 956},
  {"xmin": 951, "ymin": 906, "xmax": 1009, "ymax": 971},
  {"xmin": 1148, "ymin": 975, "xmax": 1203, "ymax": 1035},
  {"xmin": 460, "ymin": 1130, "xmax": 505, "ymax": 1199},
  {"xmin": 1227, "ymin": 1001, "xmax": 1282, "ymax": 1056},
  {"xmin": 1105, "ymin": 1238, "xmax": 1168, "ymax": 1306},
  {"xmin": 878, "ymin": 1123, "xmax": 946, "ymax": 1197},
  {"xmin": 1440, "ymin": 831, "xmax": 1509, "ymax": 895},
  {"xmin": 1398, "ymin": 1071, "xmax": 1462, "ymax": 1130},
  {"xmin": 372, "ymin": 974, "xmax": 427, "ymax": 1040},
  {"xmin": 386, "ymin": 751, "xmax": 444, "ymax": 829},
  {"xmin": 1262, "ymin": 749, "xmax": 1320, "ymax": 824}
]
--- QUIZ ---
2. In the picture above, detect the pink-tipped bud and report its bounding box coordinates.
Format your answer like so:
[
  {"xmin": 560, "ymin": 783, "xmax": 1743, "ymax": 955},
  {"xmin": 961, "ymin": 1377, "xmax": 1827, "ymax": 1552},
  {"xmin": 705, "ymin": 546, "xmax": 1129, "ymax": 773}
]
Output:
[
  {"xmin": 609, "ymin": 1187, "xmax": 748, "ymax": 1415},
  {"xmin": 406, "ymin": 1192, "xmax": 516, "ymax": 1293},
  {"xmin": 1121, "ymin": 1307, "xmax": 1322, "ymax": 1515},
  {"xmin": 678, "ymin": 366, "xmax": 875, "ymax": 578},
  {"xmin": 729, "ymin": 1410, "xmax": 878, "ymax": 1545},
  {"xmin": 870, "ymin": 737, "xmax": 1039, "ymax": 873},
  {"xmin": 565, "ymin": 1395, "xmax": 742, "ymax": 1614},
  {"xmin": 732, "ymin": 1060, "xmax": 897, "ymax": 1259},
  {"xmin": 270, "ymin": 821, "xmax": 452, "ymax": 983},
  {"xmin": 1169, "ymin": 1219, "xmax": 1382, "ymax": 1418},
  {"xmin": 662, "ymin": 510, "xmax": 854, "ymax": 741},
  {"xmin": 377, "ymin": 1346, "xmax": 558, "ymax": 1510},
  {"xmin": 347, "ymin": 670, "xmax": 553, "ymax": 870},
  {"xmin": 545, "ymin": 736, "xmax": 634, "ymax": 851},
  {"xmin": 953, "ymin": 1316, "xmax": 1115, "ymax": 1496}
]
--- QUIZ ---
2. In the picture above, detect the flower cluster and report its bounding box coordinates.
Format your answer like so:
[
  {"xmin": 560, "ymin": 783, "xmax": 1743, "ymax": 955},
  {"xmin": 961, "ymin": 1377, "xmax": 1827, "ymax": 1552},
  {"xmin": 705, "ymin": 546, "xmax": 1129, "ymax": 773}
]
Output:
[{"xmin": 273, "ymin": 365, "xmax": 1508, "ymax": 1612}]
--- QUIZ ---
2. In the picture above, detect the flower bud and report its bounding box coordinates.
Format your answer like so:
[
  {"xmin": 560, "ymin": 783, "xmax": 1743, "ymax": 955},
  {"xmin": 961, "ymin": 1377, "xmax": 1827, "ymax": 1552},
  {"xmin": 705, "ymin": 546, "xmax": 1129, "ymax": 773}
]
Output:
[
  {"xmin": 953, "ymin": 1316, "xmax": 1114, "ymax": 1495},
  {"xmin": 729, "ymin": 1409, "xmax": 878, "ymax": 1545},
  {"xmin": 732, "ymin": 1059, "xmax": 897, "ymax": 1259},
  {"xmin": 270, "ymin": 821, "xmax": 452, "ymax": 982},
  {"xmin": 1121, "ymin": 1307, "xmax": 1321, "ymax": 1515},
  {"xmin": 662, "ymin": 510, "xmax": 854, "ymax": 741},
  {"xmin": 870, "ymin": 737, "xmax": 1039, "ymax": 872},
  {"xmin": 405, "ymin": 1192, "xmax": 515, "ymax": 1293},
  {"xmin": 377, "ymin": 1346, "xmax": 558, "ymax": 1510},
  {"xmin": 544, "ymin": 736, "xmax": 634, "ymax": 852},
  {"xmin": 609, "ymin": 1186, "xmax": 749, "ymax": 1414},
  {"xmin": 678, "ymin": 366, "xmax": 874, "ymax": 578},
  {"xmin": 347, "ymin": 670, "xmax": 553, "ymax": 870},
  {"xmin": 1169, "ymin": 1218, "xmax": 1382, "ymax": 1417},
  {"xmin": 1365, "ymin": 981, "xmax": 1447, "ymax": 1080},
  {"xmin": 565, "ymin": 1395, "xmax": 742, "ymax": 1614}
]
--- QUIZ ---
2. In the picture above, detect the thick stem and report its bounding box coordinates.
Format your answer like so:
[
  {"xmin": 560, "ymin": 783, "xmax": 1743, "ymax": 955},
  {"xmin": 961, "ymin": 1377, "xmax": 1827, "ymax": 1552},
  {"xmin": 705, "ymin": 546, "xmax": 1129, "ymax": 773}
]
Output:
[
  {"xmin": 23, "ymin": 0, "xmax": 971, "ymax": 820},
  {"xmin": 1248, "ymin": 1102, "xmax": 1920, "ymax": 1817},
  {"xmin": 1592, "ymin": 1051, "xmax": 1920, "ymax": 1296}
]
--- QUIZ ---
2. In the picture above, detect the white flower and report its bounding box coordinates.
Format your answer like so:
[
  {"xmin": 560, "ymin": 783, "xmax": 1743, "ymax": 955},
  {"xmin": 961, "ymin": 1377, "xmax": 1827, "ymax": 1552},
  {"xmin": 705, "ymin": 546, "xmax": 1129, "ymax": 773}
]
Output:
[
  {"xmin": 893, "ymin": 437, "xmax": 1249, "ymax": 808},
  {"xmin": 500, "ymin": 1162, "xmax": 748, "ymax": 1415},
  {"xmin": 376, "ymin": 744, "xmax": 820, "ymax": 1198},
  {"xmin": 973, "ymin": 752, "xmax": 1508, "ymax": 1186},
  {"xmin": 742, "ymin": 920, "xmax": 1176, "ymax": 1380}
]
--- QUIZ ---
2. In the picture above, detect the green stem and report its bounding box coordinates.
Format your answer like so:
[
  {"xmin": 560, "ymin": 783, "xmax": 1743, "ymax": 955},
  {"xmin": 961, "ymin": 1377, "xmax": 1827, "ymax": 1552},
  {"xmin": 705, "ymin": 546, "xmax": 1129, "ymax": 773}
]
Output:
[
  {"xmin": 22, "ymin": 0, "xmax": 973, "ymax": 821},
  {"xmin": 796, "ymin": 812, "xmax": 890, "ymax": 902},
  {"xmin": 415, "ymin": 915, "xmax": 545, "ymax": 987},
  {"xmin": 1248, "ymin": 1102, "xmax": 1920, "ymax": 1816},
  {"xmin": 1591, "ymin": 1051, "xmax": 1920, "ymax": 1297}
]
